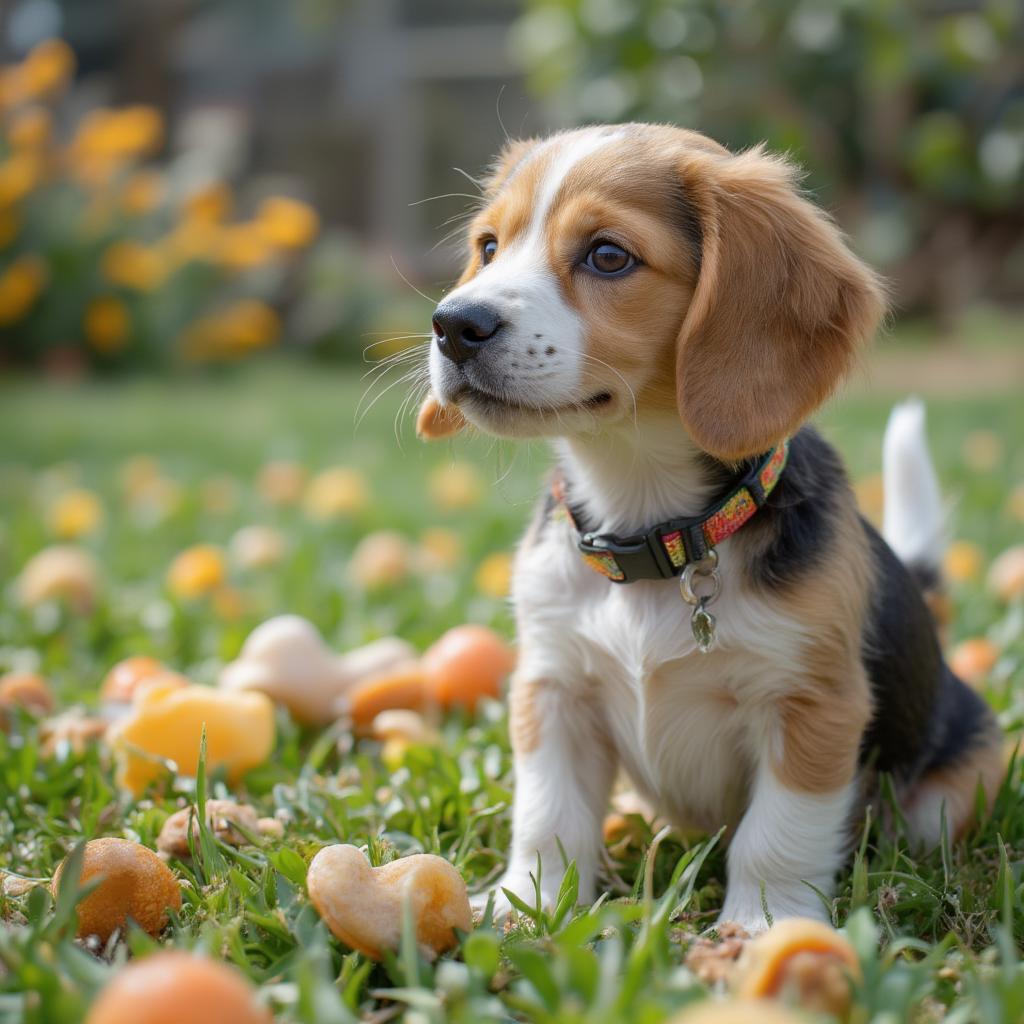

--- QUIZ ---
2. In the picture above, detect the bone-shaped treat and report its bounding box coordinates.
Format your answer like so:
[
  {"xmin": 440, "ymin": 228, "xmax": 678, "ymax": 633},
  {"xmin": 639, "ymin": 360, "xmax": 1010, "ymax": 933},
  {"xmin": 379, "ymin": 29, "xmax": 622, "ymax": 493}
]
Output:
[{"xmin": 218, "ymin": 614, "xmax": 416, "ymax": 725}]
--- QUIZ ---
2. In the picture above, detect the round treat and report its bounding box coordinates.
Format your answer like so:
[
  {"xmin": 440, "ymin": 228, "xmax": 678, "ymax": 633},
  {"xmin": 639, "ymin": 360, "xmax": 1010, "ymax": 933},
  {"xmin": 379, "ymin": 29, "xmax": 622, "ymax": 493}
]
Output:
[
  {"xmin": 0, "ymin": 671, "xmax": 55, "ymax": 718},
  {"xmin": 85, "ymin": 951, "xmax": 271, "ymax": 1024},
  {"xmin": 156, "ymin": 800, "xmax": 261, "ymax": 858},
  {"xmin": 422, "ymin": 625, "xmax": 515, "ymax": 711},
  {"xmin": 100, "ymin": 657, "xmax": 168, "ymax": 703},
  {"xmin": 52, "ymin": 837, "xmax": 181, "ymax": 942},
  {"xmin": 347, "ymin": 665, "xmax": 426, "ymax": 732},
  {"xmin": 18, "ymin": 545, "xmax": 99, "ymax": 612},
  {"xmin": 735, "ymin": 918, "xmax": 860, "ymax": 1019},
  {"xmin": 307, "ymin": 844, "xmax": 471, "ymax": 960}
]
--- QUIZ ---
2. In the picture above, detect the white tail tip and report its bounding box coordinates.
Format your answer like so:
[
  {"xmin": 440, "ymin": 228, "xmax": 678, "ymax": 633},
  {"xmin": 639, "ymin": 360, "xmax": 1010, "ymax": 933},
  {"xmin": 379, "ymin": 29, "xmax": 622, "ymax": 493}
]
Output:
[{"xmin": 882, "ymin": 398, "xmax": 945, "ymax": 570}]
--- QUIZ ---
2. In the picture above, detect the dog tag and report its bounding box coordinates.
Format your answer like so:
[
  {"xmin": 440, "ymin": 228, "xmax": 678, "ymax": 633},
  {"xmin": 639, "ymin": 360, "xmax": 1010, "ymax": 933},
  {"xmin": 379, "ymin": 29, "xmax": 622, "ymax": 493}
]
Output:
[{"xmin": 691, "ymin": 601, "xmax": 716, "ymax": 653}]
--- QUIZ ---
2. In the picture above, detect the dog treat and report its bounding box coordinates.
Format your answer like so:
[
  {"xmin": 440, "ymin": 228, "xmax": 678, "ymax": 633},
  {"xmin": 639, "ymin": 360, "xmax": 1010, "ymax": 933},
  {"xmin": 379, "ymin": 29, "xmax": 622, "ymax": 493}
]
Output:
[
  {"xmin": 156, "ymin": 799, "xmax": 262, "ymax": 858},
  {"xmin": 18, "ymin": 545, "xmax": 99, "ymax": 612},
  {"xmin": 371, "ymin": 709, "xmax": 439, "ymax": 769},
  {"xmin": 167, "ymin": 544, "xmax": 226, "ymax": 599},
  {"xmin": 229, "ymin": 524, "xmax": 287, "ymax": 570},
  {"xmin": 0, "ymin": 671, "xmax": 55, "ymax": 724},
  {"xmin": 219, "ymin": 614, "xmax": 416, "ymax": 725},
  {"xmin": 949, "ymin": 637, "xmax": 999, "ymax": 687},
  {"xmin": 52, "ymin": 837, "xmax": 181, "ymax": 942},
  {"xmin": 85, "ymin": 951, "xmax": 271, "ymax": 1024},
  {"xmin": 306, "ymin": 844, "xmax": 472, "ymax": 960},
  {"xmin": 347, "ymin": 665, "xmax": 427, "ymax": 732},
  {"xmin": 100, "ymin": 657, "xmax": 178, "ymax": 703},
  {"xmin": 416, "ymin": 394, "xmax": 466, "ymax": 440},
  {"xmin": 988, "ymin": 545, "xmax": 1024, "ymax": 602},
  {"xmin": 109, "ymin": 680, "xmax": 275, "ymax": 795},
  {"xmin": 350, "ymin": 531, "xmax": 413, "ymax": 589},
  {"xmin": 734, "ymin": 918, "xmax": 860, "ymax": 1019},
  {"xmin": 422, "ymin": 624, "xmax": 515, "ymax": 711},
  {"xmin": 668, "ymin": 1000, "xmax": 807, "ymax": 1024},
  {"xmin": 39, "ymin": 708, "xmax": 109, "ymax": 756}
]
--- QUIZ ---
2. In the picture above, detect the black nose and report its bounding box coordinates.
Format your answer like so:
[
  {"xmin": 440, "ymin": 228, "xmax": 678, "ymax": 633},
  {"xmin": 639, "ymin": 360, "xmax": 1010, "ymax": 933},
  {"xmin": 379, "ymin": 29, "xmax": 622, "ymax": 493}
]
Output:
[{"xmin": 432, "ymin": 301, "xmax": 502, "ymax": 364}]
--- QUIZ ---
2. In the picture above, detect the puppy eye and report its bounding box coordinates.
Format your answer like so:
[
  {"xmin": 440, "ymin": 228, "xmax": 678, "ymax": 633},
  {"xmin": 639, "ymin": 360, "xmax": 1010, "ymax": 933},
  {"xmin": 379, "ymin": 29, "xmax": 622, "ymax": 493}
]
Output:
[
  {"xmin": 481, "ymin": 238, "xmax": 498, "ymax": 265},
  {"xmin": 585, "ymin": 242, "xmax": 635, "ymax": 276}
]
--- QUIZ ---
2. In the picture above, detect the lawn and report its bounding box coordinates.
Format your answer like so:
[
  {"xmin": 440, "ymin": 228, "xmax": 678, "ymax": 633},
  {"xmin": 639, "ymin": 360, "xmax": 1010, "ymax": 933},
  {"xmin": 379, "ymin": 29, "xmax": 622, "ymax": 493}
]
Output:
[{"xmin": 1, "ymin": 357, "xmax": 1023, "ymax": 1022}]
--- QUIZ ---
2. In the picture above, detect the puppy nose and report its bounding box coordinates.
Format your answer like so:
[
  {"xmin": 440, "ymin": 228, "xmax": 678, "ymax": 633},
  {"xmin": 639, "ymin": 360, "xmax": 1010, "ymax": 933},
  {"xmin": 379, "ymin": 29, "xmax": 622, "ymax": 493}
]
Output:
[{"xmin": 432, "ymin": 301, "xmax": 502, "ymax": 364}]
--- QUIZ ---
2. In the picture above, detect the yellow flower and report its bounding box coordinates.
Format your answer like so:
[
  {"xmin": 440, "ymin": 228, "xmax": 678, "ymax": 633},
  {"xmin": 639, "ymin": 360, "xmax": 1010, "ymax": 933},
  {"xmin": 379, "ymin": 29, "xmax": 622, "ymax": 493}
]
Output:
[
  {"xmin": 9, "ymin": 106, "xmax": 52, "ymax": 150},
  {"xmin": 943, "ymin": 540, "xmax": 984, "ymax": 584},
  {"xmin": 215, "ymin": 222, "xmax": 276, "ymax": 271},
  {"xmin": 182, "ymin": 182, "xmax": 232, "ymax": 224},
  {"xmin": 162, "ymin": 219, "xmax": 221, "ymax": 265},
  {"xmin": 167, "ymin": 544, "xmax": 227, "ymax": 599},
  {"xmin": 101, "ymin": 241, "xmax": 168, "ymax": 291},
  {"xmin": 0, "ymin": 255, "xmax": 46, "ymax": 324},
  {"xmin": 0, "ymin": 153, "xmax": 42, "ymax": 207},
  {"xmin": 417, "ymin": 527, "xmax": 462, "ymax": 572},
  {"xmin": 48, "ymin": 489, "xmax": 104, "ymax": 539},
  {"xmin": 84, "ymin": 296, "xmax": 130, "ymax": 353},
  {"xmin": 429, "ymin": 462, "xmax": 483, "ymax": 511},
  {"xmin": 72, "ymin": 105, "xmax": 164, "ymax": 162},
  {"xmin": 180, "ymin": 300, "xmax": 280, "ymax": 361},
  {"xmin": 256, "ymin": 196, "xmax": 319, "ymax": 249},
  {"xmin": 304, "ymin": 467, "xmax": 369, "ymax": 521},
  {"xmin": 121, "ymin": 170, "xmax": 165, "ymax": 216},
  {"xmin": 0, "ymin": 209, "xmax": 18, "ymax": 248},
  {"xmin": 475, "ymin": 551, "xmax": 514, "ymax": 598},
  {"xmin": 257, "ymin": 460, "xmax": 307, "ymax": 506},
  {"xmin": 20, "ymin": 39, "xmax": 76, "ymax": 98}
]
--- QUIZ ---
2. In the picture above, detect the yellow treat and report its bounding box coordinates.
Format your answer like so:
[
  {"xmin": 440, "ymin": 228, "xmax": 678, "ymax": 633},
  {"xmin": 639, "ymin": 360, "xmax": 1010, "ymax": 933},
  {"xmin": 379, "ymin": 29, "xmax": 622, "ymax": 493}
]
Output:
[
  {"xmin": 100, "ymin": 656, "xmax": 169, "ymax": 703},
  {"xmin": 304, "ymin": 467, "xmax": 368, "ymax": 520},
  {"xmin": 943, "ymin": 540, "xmax": 984, "ymax": 584},
  {"xmin": 51, "ymin": 837, "xmax": 180, "ymax": 942},
  {"xmin": 734, "ymin": 918, "xmax": 860, "ymax": 1020},
  {"xmin": 422, "ymin": 624, "xmax": 515, "ymax": 711},
  {"xmin": 167, "ymin": 544, "xmax": 227, "ymax": 599},
  {"xmin": 156, "ymin": 799, "xmax": 261, "ymax": 858},
  {"xmin": 85, "ymin": 951, "xmax": 271, "ymax": 1024},
  {"xmin": 307, "ymin": 844, "xmax": 471, "ymax": 960},
  {"xmin": 48, "ymin": 489, "xmax": 104, "ymax": 539},
  {"xmin": 109, "ymin": 683, "xmax": 275, "ymax": 795}
]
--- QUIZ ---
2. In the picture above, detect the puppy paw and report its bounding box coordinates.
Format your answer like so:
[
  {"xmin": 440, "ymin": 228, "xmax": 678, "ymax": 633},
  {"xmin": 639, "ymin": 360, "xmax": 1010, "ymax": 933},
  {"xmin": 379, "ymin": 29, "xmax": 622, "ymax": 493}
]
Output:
[{"xmin": 469, "ymin": 873, "xmax": 558, "ymax": 922}]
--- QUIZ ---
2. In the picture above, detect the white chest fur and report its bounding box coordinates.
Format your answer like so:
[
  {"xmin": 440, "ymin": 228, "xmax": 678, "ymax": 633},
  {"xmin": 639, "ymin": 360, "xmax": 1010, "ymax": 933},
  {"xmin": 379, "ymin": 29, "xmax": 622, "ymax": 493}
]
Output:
[{"xmin": 513, "ymin": 514, "xmax": 811, "ymax": 833}]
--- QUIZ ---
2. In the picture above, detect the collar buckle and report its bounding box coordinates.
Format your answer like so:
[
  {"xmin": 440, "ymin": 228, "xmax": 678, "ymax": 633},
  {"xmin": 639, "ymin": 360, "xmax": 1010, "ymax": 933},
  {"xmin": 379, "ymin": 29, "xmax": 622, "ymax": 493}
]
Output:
[{"xmin": 578, "ymin": 529, "xmax": 676, "ymax": 583}]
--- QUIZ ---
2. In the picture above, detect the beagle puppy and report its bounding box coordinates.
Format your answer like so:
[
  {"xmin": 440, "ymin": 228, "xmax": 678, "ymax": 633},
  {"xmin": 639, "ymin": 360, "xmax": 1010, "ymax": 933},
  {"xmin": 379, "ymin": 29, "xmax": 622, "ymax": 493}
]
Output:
[{"xmin": 417, "ymin": 124, "xmax": 1003, "ymax": 932}]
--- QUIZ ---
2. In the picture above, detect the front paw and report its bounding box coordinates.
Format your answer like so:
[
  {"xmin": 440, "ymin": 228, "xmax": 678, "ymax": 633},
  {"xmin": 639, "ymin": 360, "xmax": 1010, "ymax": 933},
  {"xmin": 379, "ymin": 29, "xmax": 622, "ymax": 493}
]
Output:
[{"xmin": 470, "ymin": 873, "xmax": 559, "ymax": 922}]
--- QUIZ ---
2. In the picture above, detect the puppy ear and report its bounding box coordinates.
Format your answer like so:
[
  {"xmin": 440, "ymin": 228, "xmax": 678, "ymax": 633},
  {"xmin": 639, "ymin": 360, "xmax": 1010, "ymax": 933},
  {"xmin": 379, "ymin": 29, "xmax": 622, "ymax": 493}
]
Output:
[
  {"xmin": 675, "ymin": 147, "xmax": 885, "ymax": 461},
  {"xmin": 416, "ymin": 394, "xmax": 466, "ymax": 441}
]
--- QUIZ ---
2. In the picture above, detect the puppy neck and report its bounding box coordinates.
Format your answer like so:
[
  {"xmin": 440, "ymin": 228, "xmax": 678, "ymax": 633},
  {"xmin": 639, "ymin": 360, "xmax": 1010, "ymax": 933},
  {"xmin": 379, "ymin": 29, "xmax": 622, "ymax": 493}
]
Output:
[{"xmin": 554, "ymin": 411, "xmax": 736, "ymax": 536}]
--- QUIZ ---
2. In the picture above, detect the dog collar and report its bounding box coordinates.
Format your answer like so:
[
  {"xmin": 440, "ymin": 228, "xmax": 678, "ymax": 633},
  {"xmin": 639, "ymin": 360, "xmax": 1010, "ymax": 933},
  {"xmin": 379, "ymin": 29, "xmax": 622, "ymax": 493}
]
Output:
[{"xmin": 552, "ymin": 440, "xmax": 790, "ymax": 584}]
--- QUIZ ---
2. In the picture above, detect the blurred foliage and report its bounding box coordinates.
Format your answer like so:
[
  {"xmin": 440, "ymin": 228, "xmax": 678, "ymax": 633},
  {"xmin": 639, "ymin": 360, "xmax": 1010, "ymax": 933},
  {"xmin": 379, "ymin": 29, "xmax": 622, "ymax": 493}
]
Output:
[
  {"xmin": 0, "ymin": 38, "xmax": 326, "ymax": 372},
  {"xmin": 512, "ymin": 0, "xmax": 1024, "ymax": 324}
]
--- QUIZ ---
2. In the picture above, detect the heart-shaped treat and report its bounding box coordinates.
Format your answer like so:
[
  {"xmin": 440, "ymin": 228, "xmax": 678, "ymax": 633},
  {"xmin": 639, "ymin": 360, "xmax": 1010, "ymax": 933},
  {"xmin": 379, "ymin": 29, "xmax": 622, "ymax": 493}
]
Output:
[{"xmin": 307, "ymin": 844, "xmax": 471, "ymax": 960}]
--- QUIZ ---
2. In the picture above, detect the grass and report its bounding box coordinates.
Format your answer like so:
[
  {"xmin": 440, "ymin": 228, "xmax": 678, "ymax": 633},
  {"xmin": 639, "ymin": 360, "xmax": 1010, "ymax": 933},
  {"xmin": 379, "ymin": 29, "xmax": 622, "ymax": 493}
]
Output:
[{"xmin": 0, "ymin": 358, "xmax": 1023, "ymax": 1023}]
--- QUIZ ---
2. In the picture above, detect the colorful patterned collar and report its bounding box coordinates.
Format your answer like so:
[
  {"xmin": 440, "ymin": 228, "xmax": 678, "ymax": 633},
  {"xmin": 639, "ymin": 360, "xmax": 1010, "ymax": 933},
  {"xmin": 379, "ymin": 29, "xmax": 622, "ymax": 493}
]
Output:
[{"xmin": 552, "ymin": 441, "xmax": 790, "ymax": 583}]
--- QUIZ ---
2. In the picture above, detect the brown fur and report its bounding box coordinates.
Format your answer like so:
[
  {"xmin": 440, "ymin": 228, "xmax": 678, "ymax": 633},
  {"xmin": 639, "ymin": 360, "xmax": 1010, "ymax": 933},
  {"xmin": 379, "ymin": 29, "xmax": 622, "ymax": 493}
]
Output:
[
  {"xmin": 673, "ymin": 147, "xmax": 886, "ymax": 460},
  {"xmin": 509, "ymin": 677, "xmax": 543, "ymax": 755}
]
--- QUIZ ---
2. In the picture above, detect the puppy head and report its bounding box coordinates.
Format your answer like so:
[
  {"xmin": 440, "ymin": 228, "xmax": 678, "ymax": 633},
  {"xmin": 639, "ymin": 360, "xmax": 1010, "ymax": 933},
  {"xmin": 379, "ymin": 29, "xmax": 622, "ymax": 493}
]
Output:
[{"xmin": 423, "ymin": 124, "xmax": 884, "ymax": 459}]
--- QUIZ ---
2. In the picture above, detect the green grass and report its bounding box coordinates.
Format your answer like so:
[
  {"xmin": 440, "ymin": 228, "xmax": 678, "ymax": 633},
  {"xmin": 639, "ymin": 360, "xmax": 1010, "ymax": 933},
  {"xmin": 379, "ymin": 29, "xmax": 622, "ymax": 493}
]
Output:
[{"xmin": 1, "ymin": 360, "xmax": 1023, "ymax": 1023}]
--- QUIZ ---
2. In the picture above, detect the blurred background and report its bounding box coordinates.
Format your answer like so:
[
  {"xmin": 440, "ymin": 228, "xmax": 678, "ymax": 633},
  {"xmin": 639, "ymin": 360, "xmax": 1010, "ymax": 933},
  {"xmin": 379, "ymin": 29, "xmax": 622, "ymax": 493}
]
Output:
[{"xmin": 0, "ymin": 0, "xmax": 1021, "ymax": 375}]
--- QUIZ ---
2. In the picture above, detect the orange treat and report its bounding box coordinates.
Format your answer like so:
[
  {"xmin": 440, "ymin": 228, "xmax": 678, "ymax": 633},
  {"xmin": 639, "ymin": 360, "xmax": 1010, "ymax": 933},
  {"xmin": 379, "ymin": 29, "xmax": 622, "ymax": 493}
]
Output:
[
  {"xmin": 950, "ymin": 637, "xmax": 999, "ymax": 687},
  {"xmin": 85, "ymin": 951, "xmax": 271, "ymax": 1024},
  {"xmin": 347, "ymin": 665, "xmax": 427, "ymax": 732},
  {"xmin": 100, "ymin": 657, "xmax": 167, "ymax": 702},
  {"xmin": 0, "ymin": 671, "xmax": 55, "ymax": 720},
  {"xmin": 422, "ymin": 625, "xmax": 515, "ymax": 711},
  {"xmin": 52, "ymin": 837, "xmax": 181, "ymax": 942}
]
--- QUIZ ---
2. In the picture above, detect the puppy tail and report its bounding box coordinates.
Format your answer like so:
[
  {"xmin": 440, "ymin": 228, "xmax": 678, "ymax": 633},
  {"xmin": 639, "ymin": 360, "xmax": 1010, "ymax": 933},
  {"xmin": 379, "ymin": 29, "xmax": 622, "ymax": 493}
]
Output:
[{"xmin": 882, "ymin": 398, "xmax": 950, "ymax": 625}]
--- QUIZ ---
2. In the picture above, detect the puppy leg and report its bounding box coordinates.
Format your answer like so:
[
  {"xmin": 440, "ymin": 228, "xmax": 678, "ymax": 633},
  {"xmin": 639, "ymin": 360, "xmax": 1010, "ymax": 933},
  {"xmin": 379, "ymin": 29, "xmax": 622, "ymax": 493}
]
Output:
[
  {"xmin": 476, "ymin": 674, "xmax": 615, "ymax": 917},
  {"xmin": 720, "ymin": 687, "xmax": 867, "ymax": 932}
]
